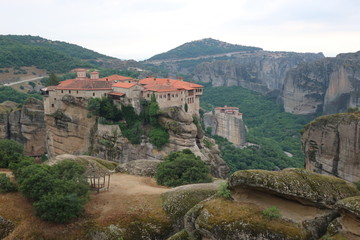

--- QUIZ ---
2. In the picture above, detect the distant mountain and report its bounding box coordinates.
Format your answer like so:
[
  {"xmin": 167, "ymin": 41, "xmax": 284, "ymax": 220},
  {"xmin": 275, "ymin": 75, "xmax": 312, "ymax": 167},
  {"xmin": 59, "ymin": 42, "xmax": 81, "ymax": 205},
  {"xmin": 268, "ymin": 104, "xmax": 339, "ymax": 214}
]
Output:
[
  {"xmin": 148, "ymin": 38, "xmax": 262, "ymax": 61},
  {"xmin": 0, "ymin": 35, "xmax": 116, "ymax": 73}
]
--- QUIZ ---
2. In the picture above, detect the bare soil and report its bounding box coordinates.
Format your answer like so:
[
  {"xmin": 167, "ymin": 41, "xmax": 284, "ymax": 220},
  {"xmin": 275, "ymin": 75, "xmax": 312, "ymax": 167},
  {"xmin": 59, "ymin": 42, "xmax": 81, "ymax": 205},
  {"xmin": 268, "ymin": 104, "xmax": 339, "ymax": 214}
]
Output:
[{"xmin": 0, "ymin": 172, "xmax": 169, "ymax": 239}]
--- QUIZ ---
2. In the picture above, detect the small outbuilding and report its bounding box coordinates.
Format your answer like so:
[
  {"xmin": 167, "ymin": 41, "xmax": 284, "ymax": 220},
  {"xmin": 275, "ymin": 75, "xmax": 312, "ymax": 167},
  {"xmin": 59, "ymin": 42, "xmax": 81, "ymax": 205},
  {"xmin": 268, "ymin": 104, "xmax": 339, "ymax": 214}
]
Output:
[{"xmin": 85, "ymin": 163, "xmax": 111, "ymax": 193}]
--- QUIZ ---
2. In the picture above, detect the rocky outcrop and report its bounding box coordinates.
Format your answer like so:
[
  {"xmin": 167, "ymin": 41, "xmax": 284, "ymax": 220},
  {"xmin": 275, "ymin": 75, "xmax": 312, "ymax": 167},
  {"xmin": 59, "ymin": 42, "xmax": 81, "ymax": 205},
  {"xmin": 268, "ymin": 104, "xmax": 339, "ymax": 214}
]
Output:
[
  {"xmin": 0, "ymin": 216, "xmax": 15, "ymax": 239},
  {"xmin": 45, "ymin": 95, "xmax": 97, "ymax": 157},
  {"xmin": 182, "ymin": 169, "xmax": 359, "ymax": 240},
  {"xmin": 0, "ymin": 98, "xmax": 46, "ymax": 156},
  {"xmin": 302, "ymin": 113, "xmax": 360, "ymax": 182},
  {"xmin": 282, "ymin": 51, "xmax": 360, "ymax": 115},
  {"xmin": 116, "ymin": 159, "xmax": 162, "ymax": 177},
  {"xmin": 204, "ymin": 110, "xmax": 246, "ymax": 146}
]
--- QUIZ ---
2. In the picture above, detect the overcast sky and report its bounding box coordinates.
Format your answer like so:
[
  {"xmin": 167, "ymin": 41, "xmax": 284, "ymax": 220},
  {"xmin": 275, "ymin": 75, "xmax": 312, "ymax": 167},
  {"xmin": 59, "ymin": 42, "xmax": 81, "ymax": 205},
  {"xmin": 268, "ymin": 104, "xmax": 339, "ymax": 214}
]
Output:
[{"xmin": 2, "ymin": 0, "xmax": 360, "ymax": 60}]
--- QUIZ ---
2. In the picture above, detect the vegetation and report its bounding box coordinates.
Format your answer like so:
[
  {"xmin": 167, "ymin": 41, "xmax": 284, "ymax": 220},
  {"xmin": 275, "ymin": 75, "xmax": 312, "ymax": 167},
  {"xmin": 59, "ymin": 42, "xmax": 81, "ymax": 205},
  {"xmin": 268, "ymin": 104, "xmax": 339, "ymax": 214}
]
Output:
[
  {"xmin": 201, "ymin": 86, "xmax": 314, "ymax": 172},
  {"xmin": 87, "ymin": 97, "xmax": 122, "ymax": 122},
  {"xmin": 0, "ymin": 35, "xmax": 112, "ymax": 73},
  {"xmin": 217, "ymin": 182, "xmax": 232, "ymax": 199},
  {"xmin": 10, "ymin": 159, "xmax": 89, "ymax": 223},
  {"xmin": 0, "ymin": 139, "xmax": 24, "ymax": 168},
  {"xmin": 149, "ymin": 38, "xmax": 262, "ymax": 60},
  {"xmin": 44, "ymin": 73, "xmax": 59, "ymax": 86},
  {"xmin": 355, "ymin": 181, "xmax": 360, "ymax": 191},
  {"xmin": 155, "ymin": 149, "xmax": 212, "ymax": 187},
  {"xmin": 0, "ymin": 86, "xmax": 42, "ymax": 104},
  {"xmin": 0, "ymin": 173, "xmax": 17, "ymax": 193},
  {"xmin": 262, "ymin": 206, "xmax": 281, "ymax": 220}
]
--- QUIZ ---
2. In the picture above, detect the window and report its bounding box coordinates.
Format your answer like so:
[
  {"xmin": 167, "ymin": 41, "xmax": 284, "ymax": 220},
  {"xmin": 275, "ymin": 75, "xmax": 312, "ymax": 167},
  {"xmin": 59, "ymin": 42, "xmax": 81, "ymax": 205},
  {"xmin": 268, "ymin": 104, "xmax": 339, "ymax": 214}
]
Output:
[
  {"xmin": 93, "ymin": 92, "xmax": 95, "ymax": 96},
  {"xmin": 54, "ymin": 98, "xmax": 56, "ymax": 100},
  {"xmin": 61, "ymin": 90, "xmax": 63, "ymax": 93},
  {"xmin": 51, "ymin": 104, "xmax": 54, "ymax": 107},
  {"xmin": 77, "ymin": 90, "xmax": 79, "ymax": 94},
  {"xmin": 147, "ymin": 94, "xmax": 150, "ymax": 98},
  {"xmin": 69, "ymin": 90, "xmax": 71, "ymax": 94}
]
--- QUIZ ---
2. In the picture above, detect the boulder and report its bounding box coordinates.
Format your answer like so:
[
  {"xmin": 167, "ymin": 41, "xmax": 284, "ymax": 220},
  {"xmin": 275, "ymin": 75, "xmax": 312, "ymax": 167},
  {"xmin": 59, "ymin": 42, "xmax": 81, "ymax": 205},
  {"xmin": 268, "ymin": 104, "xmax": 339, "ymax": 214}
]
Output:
[
  {"xmin": 116, "ymin": 159, "xmax": 162, "ymax": 177},
  {"xmin": 0, "ymin": 216, "xmax": 15, "ymax": 239},
  {"xmin": 228, "ymin": 169, "xmax": 359, "ymax": 208}
]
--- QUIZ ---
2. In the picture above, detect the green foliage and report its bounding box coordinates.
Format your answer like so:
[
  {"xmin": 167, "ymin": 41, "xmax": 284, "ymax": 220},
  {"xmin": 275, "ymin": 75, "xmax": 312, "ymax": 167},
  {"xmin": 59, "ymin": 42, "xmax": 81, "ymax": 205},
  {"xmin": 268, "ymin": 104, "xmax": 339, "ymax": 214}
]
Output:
[
  {"xmin": 0, "ymin": 173, "xmax": 17, "ymax": 193},
  {"xmin": 201, "ymin": 86, "xmax": 314, "ymax": 172},
  {"xmin": 0, "ymin": 139, "xmax": 24, "ymax": 168},
  {"xmin": 34, "ymin": 192, "xmax": 85, "ymax": 223},
  {"xmin": 184, "ymin": 103, "xmax": 188, "ymax": 112},
  {"xmin": 149, "ymin": 38, "xmax": 262, "ymax": 61},
  {"xmin": 0, "ymin": 35, "xmax": 112, "ymax": 73},
  {"xmin": 262, "ymin": 206, "xmax": 281, "ymax": 220},
  {"xmin": 0, "ymin": 87, "xmax": 42, "ymax": 104},
  {"xmin": 44, "ymin": 73, "xmax": 59, "ymax": 86},
  {"xmin": 149, "ymin": 126, "xmax": 169, "ymax": 149},
  {"xmin": 14, "ymin": 158, "xmax": 89, "ymax": 223},
  {"xmin": 156, "ymin": 149, "xmax": 212, "ymax": 187},
  {"xmin": 149, "ymin": 93, "xmax": 160, "ymax": 126},
  {"xmin": 28, "ymin": 81, "xmax": 36, "ymax": 88},
  {"xmin": 120, "ymin": 121, "xmax": 143, "ymax": 144},
  {"xmin": 217, "ymin": 182, "xmax": 231, "ymax": 199},
  {"xmin": 87, "ymin": 97, "xmax": 122, "ymax": 122},
  {"xmin": 355, "ymin": 181, "xmax": 360, "ymax": 191}
]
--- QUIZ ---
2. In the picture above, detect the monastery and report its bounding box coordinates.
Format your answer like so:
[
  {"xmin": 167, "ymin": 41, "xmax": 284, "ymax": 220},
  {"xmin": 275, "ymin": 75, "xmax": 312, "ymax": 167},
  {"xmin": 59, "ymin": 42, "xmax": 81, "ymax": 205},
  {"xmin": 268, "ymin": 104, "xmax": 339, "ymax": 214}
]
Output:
[{"xmin": 42, "ymin": 69, "xmax": 203, "ymax": 115}]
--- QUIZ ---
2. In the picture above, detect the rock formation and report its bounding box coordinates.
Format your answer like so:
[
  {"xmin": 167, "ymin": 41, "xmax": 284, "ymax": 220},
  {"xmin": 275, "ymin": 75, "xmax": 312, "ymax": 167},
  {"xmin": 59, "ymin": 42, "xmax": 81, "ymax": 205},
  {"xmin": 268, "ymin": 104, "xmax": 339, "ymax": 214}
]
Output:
[
  {"xmin": 174, "ymin": 169, "xmax": 359, "ymax": 240},
  {"xmin": 0, "ymin": 98, "xmax": 46, "ymax": 156},
  {"xmin": 301, "ymin": 113, "xmax": 360, "ymax": 182},
  {"xmin": 282, "ymin": 51, "xmax": 360, "ymax": 115},
  {"xmin": 203, "ymin": 106, "xmax": 246, "ymax": 146},
  {"xmin": 45, "ymin": 95, "xmax": 97, "ymax": 157}
]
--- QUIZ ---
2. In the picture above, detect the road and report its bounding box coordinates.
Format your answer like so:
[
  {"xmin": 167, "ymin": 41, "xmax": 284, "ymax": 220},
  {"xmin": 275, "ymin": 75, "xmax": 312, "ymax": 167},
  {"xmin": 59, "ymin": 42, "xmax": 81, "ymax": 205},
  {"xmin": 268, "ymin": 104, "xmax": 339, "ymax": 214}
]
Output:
[{"xmin": 3, "ymin": 76, "xmax": 47, "ymax": 86}]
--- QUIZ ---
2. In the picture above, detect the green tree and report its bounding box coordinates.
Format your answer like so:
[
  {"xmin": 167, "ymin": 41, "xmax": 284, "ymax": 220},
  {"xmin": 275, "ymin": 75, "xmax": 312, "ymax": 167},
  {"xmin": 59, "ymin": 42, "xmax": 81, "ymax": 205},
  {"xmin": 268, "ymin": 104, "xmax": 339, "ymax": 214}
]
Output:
[
  {"xmin": 0, "ymin": 173, "xmax": 17, "ymax": 193},
  {"xmin": 149, "ymin": 93, "xmax": 160, "ymax": 126},
  {"xmin": 184, "ymin": 103, "xmax": 188, "ymax": 112},
  {"xmin": 45, "ymin": 73, "xmax": 59, "ymax": 86},
  {"xmin": 149, "ymin": 126, "xmax": 169, "ymax": 149},
  {"xmin": 155, "ymin": 149, "xmax": 212, "ymax": 187},
  {"xmin": 0, "ymin": 139, "xmax": 24, "ymax": 168}
]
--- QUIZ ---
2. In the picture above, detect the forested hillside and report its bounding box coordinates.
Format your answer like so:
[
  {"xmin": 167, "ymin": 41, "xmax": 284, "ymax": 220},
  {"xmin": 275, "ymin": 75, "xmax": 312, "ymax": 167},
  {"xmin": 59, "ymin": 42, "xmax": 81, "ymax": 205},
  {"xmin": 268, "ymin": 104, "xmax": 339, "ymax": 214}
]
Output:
[
  {"xmin": 201, "ymin": 86, "xmax": 314, "ymax": 172},
  {"xmin": 0, "ymin": 35, "xmax": 113, "ymax": 73},
  {"xmin": 148, "ymin": 38, "xmax": 262, "ymax": 61}
]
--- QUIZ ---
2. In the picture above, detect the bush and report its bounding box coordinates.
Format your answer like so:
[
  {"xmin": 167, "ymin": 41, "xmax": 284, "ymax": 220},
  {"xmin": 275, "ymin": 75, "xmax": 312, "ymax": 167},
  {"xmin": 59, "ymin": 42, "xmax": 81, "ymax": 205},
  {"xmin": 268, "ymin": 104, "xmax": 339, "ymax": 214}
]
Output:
[
  {"xmin": 34, "ymin": 192, "xmax": 85, "ymax": 223},
  {"xmin": 262, "ymin": 206, "xmax": 281, "ymax": 220},
  {"xmin": 149, "ymin": 126, "xmax": 169, "ymax": 149},
  {"xmin": 155, "ymin": 149, "xmax": 212, "ymax": 187},
  {"xmin": 355, "ymin": 181, "xmax": 360, "ymax": 191},
  {"xmin": 217, "ymin": 182, "xmax": 231, "ymax": 199},
  {"xmin": 0, "ymin": 139, "xmax": 24, "ymax": 168},
  {"xmin": 0, "ymin": 173, "xmax": 17, "ymax": 193}
]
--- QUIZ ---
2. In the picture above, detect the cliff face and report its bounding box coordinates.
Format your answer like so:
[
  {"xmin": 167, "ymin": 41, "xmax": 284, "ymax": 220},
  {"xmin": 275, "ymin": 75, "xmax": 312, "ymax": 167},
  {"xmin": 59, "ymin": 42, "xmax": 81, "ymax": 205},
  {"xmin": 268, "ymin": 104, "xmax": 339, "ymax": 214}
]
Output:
[
  {"xmin": 92, "ymin": 107, "xmax": 229, "ymax": 178},
  {"xmin": 0, "ymin": 98, "xmax": 46, "ymax": 156},
  {"xmin": 203, "ymin": 110, "xmax": 246, "ymax": 146},
  {"xmin": 283, "ymin": 51, "xmax": 360, "ymax": 115},
  {"xmin": 301, "ymin": 113, "xmax": 360, "ymax": 182},
  {"xmin": 45, "ymin": 95, "xmax": 97, "ymax": 157}
]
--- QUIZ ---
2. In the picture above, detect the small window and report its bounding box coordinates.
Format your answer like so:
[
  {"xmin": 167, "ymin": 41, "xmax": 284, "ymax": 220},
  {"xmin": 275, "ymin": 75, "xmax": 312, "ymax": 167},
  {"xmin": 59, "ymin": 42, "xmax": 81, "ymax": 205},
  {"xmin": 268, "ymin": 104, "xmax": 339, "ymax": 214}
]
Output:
[
  {"xmin": 69, "ymin": 90, "xmax": 71, "ymax": 94},
  {"xmin": 54, "ymin": 98, "xmax": 56, "ymax": 100},
  {"xmin": 77, "ymin": 90, "xmax": 79, "ymax": 94},
  {"xmin": 147, "ymin": 94, "xmax": 150, "ymax": 98},
  {"xmin": 51, "ymin": 104, "xmax": 54, "ymax": 107},
  {"xmin": 93, "ymin": 92, "xmax": 95, "ymax": 97},
  {"xmin": 61, "ymin": 90, "xmax": 63, "ymax": 93}
]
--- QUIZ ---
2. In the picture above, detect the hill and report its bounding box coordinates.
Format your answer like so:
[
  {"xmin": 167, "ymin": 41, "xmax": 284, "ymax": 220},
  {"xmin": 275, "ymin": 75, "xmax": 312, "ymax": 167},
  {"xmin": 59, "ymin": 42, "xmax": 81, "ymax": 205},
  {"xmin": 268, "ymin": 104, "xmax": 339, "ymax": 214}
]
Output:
[
  {"xmin": 0, "ymin": 35, "xmax": 114, "ymax": 73},
  {"xmin": 148, "ymin": 38, "xmax": 262, "ymax": 61}
]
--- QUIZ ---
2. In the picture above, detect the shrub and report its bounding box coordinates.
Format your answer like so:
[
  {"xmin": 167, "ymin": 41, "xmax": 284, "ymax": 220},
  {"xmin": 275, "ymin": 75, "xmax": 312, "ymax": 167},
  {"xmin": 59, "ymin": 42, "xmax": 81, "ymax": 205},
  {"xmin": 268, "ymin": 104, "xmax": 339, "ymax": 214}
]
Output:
[
  {"xmin": 34, "ymin": 192, "xmax": 85, "ymax": 223},
  {"xmin": 155, "ymin": 149, "xmax": 212, "ymax": 187},
  {"xmin": 217, "ymin": 182, "xmax": 231, "ymax": 199},
  {"xmin": 0, "ymin": 173, "xmax": 17, "ymax": 193},
  {"xmin": 0, "ymin": 139, "xmax": 24, "ymax": 168},
  {"xmin": 149, "ymin": 126, "xmax": 169, "ymax": 149},
  {"xmin": 262, "ymin": 206, "xmax": 281, "ymax": 220},
  {"xmin": 355, "ymin": 181, "xmax": 360, "ymax": 191}
]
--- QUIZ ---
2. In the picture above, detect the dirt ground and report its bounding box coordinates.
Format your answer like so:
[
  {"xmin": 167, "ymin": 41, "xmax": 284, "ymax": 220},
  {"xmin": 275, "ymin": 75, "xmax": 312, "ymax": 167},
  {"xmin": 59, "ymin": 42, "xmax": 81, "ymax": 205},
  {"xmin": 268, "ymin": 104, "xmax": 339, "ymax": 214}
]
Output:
[{"xmin": 0, "ymin": 172, "xmax": 170, "ymax": 239}]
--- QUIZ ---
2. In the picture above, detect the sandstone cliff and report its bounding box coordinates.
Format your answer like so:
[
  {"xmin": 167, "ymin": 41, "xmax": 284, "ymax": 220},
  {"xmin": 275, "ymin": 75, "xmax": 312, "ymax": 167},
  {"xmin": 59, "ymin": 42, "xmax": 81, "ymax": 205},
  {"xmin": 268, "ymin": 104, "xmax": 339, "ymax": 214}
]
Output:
[
  {"xmin": 203, "ymin": 110, "xmax": 246, "ymax": 146},
  {"xmin": 283, "ymin": 51, "xmax": 360, "ymax": 115},
  {"xmin": 0, "ymin": 98, "xmax": 46, "ymax": 156},
  {"xmin": 301, "ymin": 113, "xmax": 360, "ymax": 183}
]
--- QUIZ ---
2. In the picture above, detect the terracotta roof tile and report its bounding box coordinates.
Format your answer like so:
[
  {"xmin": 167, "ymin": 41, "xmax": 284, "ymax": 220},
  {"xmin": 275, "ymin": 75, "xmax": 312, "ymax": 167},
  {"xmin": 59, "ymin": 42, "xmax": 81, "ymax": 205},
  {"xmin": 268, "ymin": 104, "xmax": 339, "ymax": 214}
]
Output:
[
  {"xmin": 112, "ymin": 82, "xmax": 136, "ymax": 88},
  {"xmin": 99, "ymin": 75, "xmax": 133, "ymax": 81},
  {"xmin": 55, "ymin": 79, "xmax": 112, "ymax": 90},
  {"xmin": 139, "ymin": 78, "xmax": 203, "ymax": 93},
  {"xmin": 107, "ymin": 91, "xmax": 125, "ymax": 97}
]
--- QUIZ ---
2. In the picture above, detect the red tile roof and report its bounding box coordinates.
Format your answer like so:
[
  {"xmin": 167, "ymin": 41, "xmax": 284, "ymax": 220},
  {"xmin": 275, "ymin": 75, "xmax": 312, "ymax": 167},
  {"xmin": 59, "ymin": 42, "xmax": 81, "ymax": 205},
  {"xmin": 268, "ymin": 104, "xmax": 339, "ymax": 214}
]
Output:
[
  {"xmin": 215, "ymin": 106, "xmax": 239, "ymax": 110},
  {"xmin": 107, "ymin": 91, "xmax": 125, "ymax": 97},
  {"xmin": 99, "ymin": 75, "xmax": 133, "ymax": 81},
  {"xmin": 112, "ymin": 82, "xmax": 136, "ymax": 88},
  {"xmin": 55, "ymin": 79, "xmax": 112, "ymax": 90},
  {"xmin": 139, "ymin": 78, "xmax": 203, "ymax": 92}
]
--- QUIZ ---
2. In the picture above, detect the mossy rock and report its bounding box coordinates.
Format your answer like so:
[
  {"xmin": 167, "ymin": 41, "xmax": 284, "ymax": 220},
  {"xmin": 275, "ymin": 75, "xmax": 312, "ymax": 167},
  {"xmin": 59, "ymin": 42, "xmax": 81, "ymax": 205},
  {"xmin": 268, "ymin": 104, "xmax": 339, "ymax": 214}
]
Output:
[
  {"xmin": 228, "ymin": 169, "xmax": 360, "ymax": 208},
  {"xmin": 187, "ymin": 198, "xmax": 309, "ymax": 240},
  {"xmin": 116, "ymin": 159, "xmax": 162, "ymax": 177},
  {"xmin": 162, "ymin": 182, "xmax": 220, "ymax": 220},
  {"xmin": 166, "ymin": 229, "xmax": 190, "ymax": 240},
  {"xmin": 336, "ymin": 196, "xmax": 360, "ymax": 218},
  {"xmin": 302, "ymin": 113, "xmax": 360, "ymax": 133}
]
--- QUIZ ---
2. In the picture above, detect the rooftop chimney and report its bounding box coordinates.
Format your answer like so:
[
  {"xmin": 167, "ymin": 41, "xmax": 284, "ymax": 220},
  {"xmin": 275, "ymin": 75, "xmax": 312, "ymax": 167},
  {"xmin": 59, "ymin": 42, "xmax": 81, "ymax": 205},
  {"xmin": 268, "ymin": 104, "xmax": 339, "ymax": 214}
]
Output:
[
  {"xmin": 90, "ymin": 71, "xmax": 99, "ymax": 80},
  {"xmin": 76, "ymin": 68, "xmax": 87, "ymax": 79}
]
